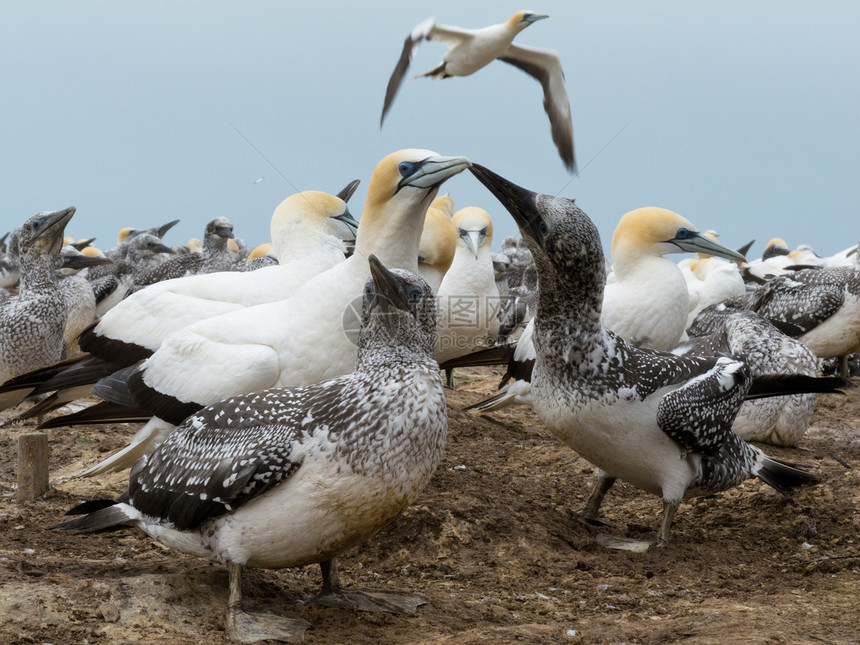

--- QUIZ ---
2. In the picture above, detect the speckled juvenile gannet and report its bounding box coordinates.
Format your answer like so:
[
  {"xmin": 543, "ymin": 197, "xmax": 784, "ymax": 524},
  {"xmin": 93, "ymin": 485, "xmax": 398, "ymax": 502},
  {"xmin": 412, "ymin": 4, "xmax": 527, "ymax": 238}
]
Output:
[
  {"xmin": 741, "ymin": 264, "xmax": 860, "ymax": 374},
  {"xmin": 381, "ymin": 11, "xmax": 575, "ymax": 171},
  {"xmin": 133, "ymin": 217, "xmax": 235, "ymax": 290},
  {"xmin": 464, "ymin": 207, "xmax": 746, "ymax": 411},
  {"xmin": 50, "ymin": 150, "xmax": 468, "ymax": 475},
  {"xmin": 0, "ymin": 208, "xmax": 75, "ymax": 386},
  {"xmin": 470, "ymin": 163, "xmax": 825, "ymax": 546},
  {"xmin": 673, "ymin": 311, "xmax": 819, "ymax": 446},
  {"xmin": 435, "ymin": 206, "xmax": 500, "ymax": 367},
  {"xmin": 56, "ymin": 256, "xmax": 447, "ymax": 643}
]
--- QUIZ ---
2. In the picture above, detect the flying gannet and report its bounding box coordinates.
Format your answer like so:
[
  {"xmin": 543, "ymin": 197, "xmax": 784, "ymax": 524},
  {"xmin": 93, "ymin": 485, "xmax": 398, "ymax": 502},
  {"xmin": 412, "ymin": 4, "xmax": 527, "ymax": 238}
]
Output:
[{"xmin": 381, "ymin": 11, "xmax": 575, "ymax": 171}]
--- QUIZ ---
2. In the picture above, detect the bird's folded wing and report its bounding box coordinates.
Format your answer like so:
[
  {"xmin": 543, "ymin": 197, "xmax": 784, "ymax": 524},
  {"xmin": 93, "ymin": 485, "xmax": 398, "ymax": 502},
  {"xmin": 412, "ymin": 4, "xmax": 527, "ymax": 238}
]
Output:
[
  {"xmin": 499, "ymin": 43, "xmax": 575, "ymax": 171},
  {"xmin": 749, "ymin": 278, "xmax": 843, "ymax": 337},
  {"xmin": 128, "ymin": 396, "xmax": 307, "ymax": 530},
  {"xmin": 656, "ymin": 358, "xmax": 750, "ymax": 456}
]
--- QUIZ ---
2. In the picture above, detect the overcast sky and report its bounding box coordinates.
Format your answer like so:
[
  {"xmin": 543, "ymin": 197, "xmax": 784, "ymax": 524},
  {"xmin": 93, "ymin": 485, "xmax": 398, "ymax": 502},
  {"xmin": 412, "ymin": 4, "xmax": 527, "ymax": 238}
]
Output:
[{"xmin": 2, "ymin": 1, "xmax": 858, "ymax": 259}]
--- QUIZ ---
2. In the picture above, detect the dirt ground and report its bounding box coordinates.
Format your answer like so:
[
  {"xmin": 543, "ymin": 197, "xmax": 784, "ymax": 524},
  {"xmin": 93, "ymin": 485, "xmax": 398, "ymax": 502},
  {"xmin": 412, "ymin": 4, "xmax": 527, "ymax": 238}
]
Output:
[{"xmin": 1, "ymin": 368, "xmax": 858, "ymax": 645}]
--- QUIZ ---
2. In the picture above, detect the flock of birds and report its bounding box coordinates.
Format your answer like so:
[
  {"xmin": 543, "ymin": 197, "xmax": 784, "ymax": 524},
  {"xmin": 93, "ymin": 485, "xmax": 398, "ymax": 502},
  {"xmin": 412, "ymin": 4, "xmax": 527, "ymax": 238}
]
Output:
[{"xmin": 1, "ymin": 10, "xmax": 859, "ymax": 644}]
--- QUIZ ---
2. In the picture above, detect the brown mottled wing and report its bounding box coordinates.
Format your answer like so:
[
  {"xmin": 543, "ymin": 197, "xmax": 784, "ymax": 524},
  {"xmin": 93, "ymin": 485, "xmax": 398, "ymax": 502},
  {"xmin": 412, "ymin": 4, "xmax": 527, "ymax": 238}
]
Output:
[{"xmin": 500, "ymin": 43, "xmax": 575, "ymax": 172}]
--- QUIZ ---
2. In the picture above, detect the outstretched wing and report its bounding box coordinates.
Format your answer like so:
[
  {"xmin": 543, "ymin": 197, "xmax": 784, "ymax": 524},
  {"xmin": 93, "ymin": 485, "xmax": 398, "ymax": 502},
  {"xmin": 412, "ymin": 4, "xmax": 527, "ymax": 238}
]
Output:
[
  {"xmin": 380, "ymin": 17, "xmax": 437, "ymax": 126},
  {"xmin": 499, "ymin": 43, "xmax": 575, "ymax": 171}
]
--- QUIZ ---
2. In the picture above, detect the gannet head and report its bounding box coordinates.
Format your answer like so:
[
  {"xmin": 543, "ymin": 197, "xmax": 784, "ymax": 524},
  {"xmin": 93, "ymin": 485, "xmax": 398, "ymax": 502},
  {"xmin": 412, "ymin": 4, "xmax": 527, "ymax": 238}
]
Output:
[
  {"xmin": 246, "ymin": 242, "xmax": 274, "ymax": 263},
  {"xmin": 128, "ymin": 233, "xmax": 174, "ymax": 260},
  {"xmin": 361, "ymin": 254, "xmax": 437, "ymax": 355},
  {"xmin": 117, "ymin": 227, "xmax": 142, "ymax": 243},
  {"xmin": 508, "ymin": 11, "xmax": 549, "ymax": 30},
  {"xmin": 187, "ymin": 237, "xmax": 202, "ymax": 254},
  {"xmin": 418, "ymin": 205, "xmax": 458, "ymax": 291},
  {"xmin": 357, "ymin": 149, "xmax": 471, "ymax": 271},
  {"xmin": 469, "ymin": 163, "xmax": 605, "ymax": 310},
  {"xmin": 452, "ymin": 206, "xmax": 494, "ymax": 260},
  {"xmin": 270, "ymin": 190, "xmax": 359, "ymax": 261},
  {"xmin": 60, "ymin": 246, "xmax": 112, "ymax": 273},
  {"xmin": 761, "ymin": 237, "xmax": 790, "ymax": 261},
  {"xmin": 431, "ymin": 194, "xmax": 455, "ymax": 218},
  {"xmin": 205, "ymin": 217, "xmax": 234, "ymax": 242},
  {"xmin": 611, "ymin": 207, "xmax": 746, "ymax": 269},
  {"xmin": 81, "ymin": 245, "xmax": 106, "ymax": 258},
  {"xmin": 19, "ymin": 207, "xmax": 76, "ymax": 260}
]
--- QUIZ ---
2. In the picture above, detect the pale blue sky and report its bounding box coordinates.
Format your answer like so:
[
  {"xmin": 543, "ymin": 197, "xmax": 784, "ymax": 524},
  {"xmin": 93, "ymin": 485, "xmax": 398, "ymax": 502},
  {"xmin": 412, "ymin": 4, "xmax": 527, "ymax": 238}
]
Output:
[{"xmin": 2, "ymin": 1, "xmax": 858, "ymax": 258}]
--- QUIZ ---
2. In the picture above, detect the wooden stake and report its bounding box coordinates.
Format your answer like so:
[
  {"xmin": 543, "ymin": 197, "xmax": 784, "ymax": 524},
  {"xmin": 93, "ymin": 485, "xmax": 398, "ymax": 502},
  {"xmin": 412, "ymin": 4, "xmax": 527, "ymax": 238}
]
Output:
[{"xmin": 17, "ymin": 432, "xmax": 49, "ymax": 503}]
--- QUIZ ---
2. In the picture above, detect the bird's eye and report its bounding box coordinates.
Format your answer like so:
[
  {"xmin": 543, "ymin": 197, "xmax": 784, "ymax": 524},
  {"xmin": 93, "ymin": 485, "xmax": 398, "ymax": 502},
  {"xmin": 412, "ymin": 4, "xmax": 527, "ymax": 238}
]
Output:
[
  {"xmin": 406, "ymin": 285, "xmax": 423, "ymax": 306},
  {"xmin": 398, "ymin": 162, "xmax": 415, "ymax": 178},
  {"xmin": 538, "ymin": 220, "xmax": 550, "ymax": 236},
  {"xmin": 480, "ymin": 227, "xmax": 487, "ymax": 236},
  {"xmin": 458, "ymin": 228, "xmax": 467, "ymax": 236},
  {"xmin": 676, "ymin": 228, "xmax": 691, "ymax": 239}
]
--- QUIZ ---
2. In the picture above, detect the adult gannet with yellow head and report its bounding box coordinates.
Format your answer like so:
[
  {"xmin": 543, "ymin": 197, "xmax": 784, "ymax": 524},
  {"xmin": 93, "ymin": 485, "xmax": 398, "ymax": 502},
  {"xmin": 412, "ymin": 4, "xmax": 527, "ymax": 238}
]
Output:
[
  {"xmin": 381, "ymin": 11, "xmax": 575, "ymax": 171},
  {"xmin": 61, "ymin": 150, "xmax": 469, "ymax": 473},
  {"xmin": 436, "ymin": 206, "xmax": 500, "ymax": 365},
  {"xmin": 603, "ymin": 207, "xmax": 745, "ymax": 350}
]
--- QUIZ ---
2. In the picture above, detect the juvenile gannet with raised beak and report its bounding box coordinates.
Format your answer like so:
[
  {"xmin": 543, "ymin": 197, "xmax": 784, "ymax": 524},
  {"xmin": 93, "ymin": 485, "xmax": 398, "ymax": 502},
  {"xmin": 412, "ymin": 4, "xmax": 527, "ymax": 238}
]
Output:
[
  {"xmin": 435, "ymin": 206, "xmax": 500, "ymax": 368},
  {"xmin": 0, "ymin": 208, "xmax": 75, "ymax": 385},
  {"xmin": 470, "ymin": 163, "xmax": 828, "ymax": 546},
  {"xmin": 49, "ymin": 150, "xmax": 469, "ymax": 474},
  {"xmin": 381, "ymin": 11, "xmax": 575, "ymax": 171},
  {"xmin": 56, "ymin": 256, "xmax": 447, "ymax": 643},
  {"xmin": 463, "ymin": 207, "xmax": 746, "ymax": 411}
]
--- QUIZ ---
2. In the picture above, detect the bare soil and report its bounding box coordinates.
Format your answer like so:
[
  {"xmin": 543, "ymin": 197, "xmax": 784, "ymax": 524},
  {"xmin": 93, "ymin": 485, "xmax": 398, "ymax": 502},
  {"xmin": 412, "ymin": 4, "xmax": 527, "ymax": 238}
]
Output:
[{"xmin": 1, "ymin": 369, "xmax": 859, "ymax": 645}]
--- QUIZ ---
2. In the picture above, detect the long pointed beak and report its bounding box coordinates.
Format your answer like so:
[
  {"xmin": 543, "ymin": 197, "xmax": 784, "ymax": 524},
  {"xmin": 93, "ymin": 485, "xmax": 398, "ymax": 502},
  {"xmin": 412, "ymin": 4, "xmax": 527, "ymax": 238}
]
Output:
[
  {"xmin": 153, "ymin": 243, "xmax": 174, "ymax": 255},
  {"xmin": 214, "ymin": 226, "xmax": 234, "ymax": 239},
  {"xmin": 332, "ymin": 208, "xmax": 360, "ymax": 239},
  {"xmin": 401, "ymin": 155, "xmax": 472, "ymax": 190},
  {"xmin": 368, "ymin": 254, "xmax": 410, "ymax": 312},
  {"xmin": 335, "ymin": 179, "xmax": 361, "ymax": 203},
  {"xmin": 526, "ymin": 14, "xmax": 549, "ymax": 23},
  {"xmin": 62, "ymin": 254, "xmax": 113, "ymax": 271},
  {"xmin": 35, "ymin": 207, "xmax": 76, "ymax": 243},
  {"xmin": 671, "ymin": 233, "xmax": 747, "ymax": 264},
  {"xmin": 462, "ymin": 230, "xmax": 484, "ymax": 259},
  {"xmin": 469, "ymin": 164, "xmax": 543, "ymax": 242},
  {"xmin": 155, "ymin": 219, "xmax": 180, "ymax": 239}
]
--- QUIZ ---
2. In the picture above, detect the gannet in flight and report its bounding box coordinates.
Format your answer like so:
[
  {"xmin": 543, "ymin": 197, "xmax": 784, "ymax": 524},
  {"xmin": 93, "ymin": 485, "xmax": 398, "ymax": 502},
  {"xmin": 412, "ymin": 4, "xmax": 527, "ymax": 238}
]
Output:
[{"xmin": 381, "ymin": 11, "xmax": 575, "ymax": 171}]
